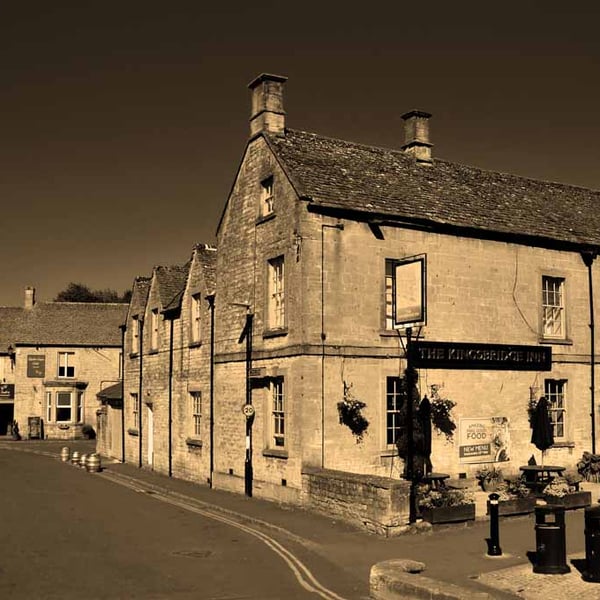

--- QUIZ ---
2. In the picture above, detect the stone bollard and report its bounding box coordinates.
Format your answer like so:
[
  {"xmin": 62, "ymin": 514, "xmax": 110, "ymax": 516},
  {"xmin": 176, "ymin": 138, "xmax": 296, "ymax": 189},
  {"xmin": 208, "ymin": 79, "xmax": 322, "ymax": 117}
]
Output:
[
  {"xmin": 79, "ymin": 454, "xmax": 88, "ymax": 468},
  {"xmin": 60, "ymin": 447, "xmax": 70, "ymax": 462},
  {"xmin": 70, "ymin": 450, "xmax": 80, "ymax": 466}
]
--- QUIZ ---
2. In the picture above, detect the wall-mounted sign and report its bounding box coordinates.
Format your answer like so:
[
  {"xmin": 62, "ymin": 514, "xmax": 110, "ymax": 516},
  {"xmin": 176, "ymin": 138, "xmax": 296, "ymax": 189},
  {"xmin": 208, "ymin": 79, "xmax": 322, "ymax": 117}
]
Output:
[
  {"xmin": 410, "ymin": 341, "xmax": 552, "ymax": 371},
  {"xmin": 27, "ymin": 355, "xmax": 46, "ymax": 378},
  {"xmin": 0, "ymin": 384, "xmax": 14, "ymax": 399},
  {"xmin": 459, "ymin": 417, "xmax": 510, "ymax": 464},
  {"xmin": 393, "ymin": 254, "xmax": 426, "ymax": 328}
]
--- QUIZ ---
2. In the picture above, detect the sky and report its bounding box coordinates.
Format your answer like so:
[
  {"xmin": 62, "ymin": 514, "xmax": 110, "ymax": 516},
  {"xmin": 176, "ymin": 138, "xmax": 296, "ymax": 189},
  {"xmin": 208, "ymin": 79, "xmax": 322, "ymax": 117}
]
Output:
[{"xmin": 1, "ymin": 1, "xmax": 599, "ymax": 306}]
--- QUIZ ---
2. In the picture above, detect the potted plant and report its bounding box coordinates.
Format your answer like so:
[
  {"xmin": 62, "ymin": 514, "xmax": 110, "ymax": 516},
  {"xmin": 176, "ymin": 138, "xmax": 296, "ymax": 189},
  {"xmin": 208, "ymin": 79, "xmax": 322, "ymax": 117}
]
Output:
[
  {"xmin": 543, "ymin": 476, "xmax": 591, "ymax": 510},
  {"xmin": 577, "ymin": 452, "xmax": 600, "ymax": 483},
  {"xmin": 486, "ymin": 476, "xmax": 536, "ymax": 516},
  {"xmin": 475, "ymin": 465, "xmax": 503, "ymax": 492},
  {"xmin": 418, "ymin": 485, "xmax": 476, "ymax": 524}
]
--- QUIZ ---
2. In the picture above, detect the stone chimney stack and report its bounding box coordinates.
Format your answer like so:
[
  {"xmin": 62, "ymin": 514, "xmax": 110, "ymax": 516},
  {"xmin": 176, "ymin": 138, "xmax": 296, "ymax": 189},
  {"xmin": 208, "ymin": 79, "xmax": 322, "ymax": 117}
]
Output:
[
  {"xmin": 24, "ymin": 286, "xmax": 35, "ymax": 309},
  {"xmin": 248, "ymin": 73, "xmax": 288, "ymax": 138},
  {"xmin": 401, "ymin": 110, "xmax": 433, "ymax": 164}
]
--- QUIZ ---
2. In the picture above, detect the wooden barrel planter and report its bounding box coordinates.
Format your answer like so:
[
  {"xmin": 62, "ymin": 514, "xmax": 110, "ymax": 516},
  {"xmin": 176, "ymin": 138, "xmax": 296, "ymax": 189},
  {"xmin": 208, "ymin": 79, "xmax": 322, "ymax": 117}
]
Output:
[{"xmin": 86, "ymin": 453, "xmax": 102, "ymax": 473}]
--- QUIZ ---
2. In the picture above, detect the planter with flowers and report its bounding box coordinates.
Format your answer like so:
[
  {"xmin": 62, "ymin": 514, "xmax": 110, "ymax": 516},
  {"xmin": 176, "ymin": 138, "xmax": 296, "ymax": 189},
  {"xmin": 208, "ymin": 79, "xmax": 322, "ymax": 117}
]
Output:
[
  {"xmin": 543, "ymin": 476, "xmax": 591, "ymax": 510},
  {"xmin": 486, "ymin": 476, "xmax": 536, "ymax": 517},
  {"xmin": 418, "ymin": 485, "xmax": 475, "ymax": 524},
  {"xmin": 337, "ymin": 381, "xmax": 369, "ymax": 443},
  {"xmin": 475, "ymin": 465, "xmax": 503, "ymax": 492}
]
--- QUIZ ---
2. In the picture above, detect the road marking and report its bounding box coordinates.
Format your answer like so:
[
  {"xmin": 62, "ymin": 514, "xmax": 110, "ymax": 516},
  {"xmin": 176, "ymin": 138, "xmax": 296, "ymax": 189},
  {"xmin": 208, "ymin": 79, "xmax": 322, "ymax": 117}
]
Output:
[{"xmin": 100, "ymin": 470, "xmax": 348, "ymax": 600}]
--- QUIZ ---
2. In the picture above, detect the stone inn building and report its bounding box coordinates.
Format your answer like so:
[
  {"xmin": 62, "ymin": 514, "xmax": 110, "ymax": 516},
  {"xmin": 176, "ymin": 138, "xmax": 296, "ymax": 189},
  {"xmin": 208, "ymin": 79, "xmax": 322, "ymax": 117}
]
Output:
[
  {"xmin": 0, "ymin": 287, "xmax": 126, "ymax": 440},
  {"xmin": 111, "ymin": 74, "xmax": 600, "ymax": 527}
]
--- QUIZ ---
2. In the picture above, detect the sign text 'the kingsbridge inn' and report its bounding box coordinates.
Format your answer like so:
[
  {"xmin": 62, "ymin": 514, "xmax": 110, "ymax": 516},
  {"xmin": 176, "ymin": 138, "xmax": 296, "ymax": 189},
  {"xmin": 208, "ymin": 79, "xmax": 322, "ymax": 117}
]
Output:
[{"xmin": 410, "ymin": 341, "xmax": 552, "ymax": 371}]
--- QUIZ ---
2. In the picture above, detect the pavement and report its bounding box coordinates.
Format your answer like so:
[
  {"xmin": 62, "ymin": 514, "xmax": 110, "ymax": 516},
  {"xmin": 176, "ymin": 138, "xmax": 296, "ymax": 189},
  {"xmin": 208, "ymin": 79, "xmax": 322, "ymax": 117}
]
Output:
[{"xmin": 5, "ymin": 437, "xmax": 600, "ymax": 599}]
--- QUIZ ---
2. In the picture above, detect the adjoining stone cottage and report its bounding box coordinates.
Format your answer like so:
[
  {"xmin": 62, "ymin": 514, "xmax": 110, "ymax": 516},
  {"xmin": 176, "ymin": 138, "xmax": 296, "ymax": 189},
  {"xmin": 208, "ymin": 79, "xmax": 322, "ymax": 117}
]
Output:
[
  {"xmin": 106, "ymin": 74, "xmax": 600, "ymax": 533},
  {"xmin": 0, "ymin": 287, "xmax": 126, "ymax": 440}
]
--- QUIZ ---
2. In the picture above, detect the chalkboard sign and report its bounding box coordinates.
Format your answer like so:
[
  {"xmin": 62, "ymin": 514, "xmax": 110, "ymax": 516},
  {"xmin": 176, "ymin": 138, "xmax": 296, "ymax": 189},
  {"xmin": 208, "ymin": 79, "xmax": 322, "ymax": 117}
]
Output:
[
  {"xmin": 28, "ymin": 416, "xmax": 42, "ymax": 440},
  {"xmin": 27, "ymin": 355, "xmax": 45, "ymax": 378},
  {"xmin": 0, "ymin": 384, "xmax": 14, "ymax": 399}
]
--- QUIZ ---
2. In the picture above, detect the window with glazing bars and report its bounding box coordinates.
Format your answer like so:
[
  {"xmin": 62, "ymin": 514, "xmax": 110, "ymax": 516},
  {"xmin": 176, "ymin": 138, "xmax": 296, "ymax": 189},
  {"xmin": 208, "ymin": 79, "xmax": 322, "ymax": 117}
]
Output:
[
  {"xmin": 544, "ymin": 379, "xmax": 566, "ymax": 439},
  {"xmin": 386, "ymin": 376, "xmax": 405, "ymax": 445},
  {"xmin": 272, "ymin": 378, "xmax": 285, "ymax": 447},
  {"xmin": 542, "ymin": 276, "xmax": 565, "ymax": 338},
  {"xmin": 268, "ymin": 256, "xmax": 285, "ymax": 329}
]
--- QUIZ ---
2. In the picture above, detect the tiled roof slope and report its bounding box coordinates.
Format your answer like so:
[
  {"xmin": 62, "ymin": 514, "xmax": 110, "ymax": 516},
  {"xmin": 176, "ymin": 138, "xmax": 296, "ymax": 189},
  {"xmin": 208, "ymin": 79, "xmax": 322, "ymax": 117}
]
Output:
[
  {"xmin": 14, "ymin": 303, "xmax": 127, "ymax": 346},
  {"xmin": 194, "ymin": 245, "xmax": 217, "ymax": 294},
  {"xmin": 97, "ymin": 382, "xmax": 122, "ymax": 400},
  {"xmin": 267, "ymin": 129, "xmax": 600, "ymax": 247},
  {"xmin": 0, "ymin": 308, "xmax": 26, "ymax": 351},
  {"xmin": 128, "ymin": 277, "xmax": 151, "ymax": 320},
  {"xmin": 157, "ymin": 264, "xmax": 190, "ymax": 312}
]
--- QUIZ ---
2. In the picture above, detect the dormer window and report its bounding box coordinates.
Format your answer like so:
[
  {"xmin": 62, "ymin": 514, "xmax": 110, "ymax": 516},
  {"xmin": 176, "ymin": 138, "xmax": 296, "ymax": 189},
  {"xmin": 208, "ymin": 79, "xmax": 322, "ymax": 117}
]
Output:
[{"xmin": 261, "ymin": 176, "xmax": 274, "ymax": 216}]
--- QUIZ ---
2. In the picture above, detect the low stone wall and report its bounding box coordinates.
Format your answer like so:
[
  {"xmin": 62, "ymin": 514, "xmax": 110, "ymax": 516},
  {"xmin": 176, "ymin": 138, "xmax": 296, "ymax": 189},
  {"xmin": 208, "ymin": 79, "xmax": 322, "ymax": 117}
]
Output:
[{"xmin": 301, "ymin": 467, "xmax": 410, "ymax": 536}]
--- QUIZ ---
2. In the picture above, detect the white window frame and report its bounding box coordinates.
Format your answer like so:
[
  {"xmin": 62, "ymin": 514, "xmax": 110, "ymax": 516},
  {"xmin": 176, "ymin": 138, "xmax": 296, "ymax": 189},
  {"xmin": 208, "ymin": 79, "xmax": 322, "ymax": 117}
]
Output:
[
  {"xmin": 271, "ymin": 378, "xmax": 285, "ymax": 448},
  {"xmin": 267, "ymin": 256, "xmax": 285, "ymax": 329},
  {"xmin": 542, "ymin": 276, "xmax": 565, "ymax": 339},
  {"xmin": 386, "ymin": 376, "xmax": 404, "ymax": 446},
  {"xmin": 385, "ymin": 260, "xmax": 395, "ymax": 330},
  {"xmin": 261, "ymin": 176, "xmax": 274, "ymax": 216},
  {"xmin": 150, "ymin": 309, "xmax": 159, "ymax": 350},
  {"xmin": 46, "ymin": 391, "xmax": 52, "ymax": 422},
  {"xmin": 53, "ymin": 391, "xmax": 82, "ymax": 423},
  {"xmin": 191, "ymin": 391, "xmax": 202, "ymax": 438},
  {"xmin": 57, "ymin": 352, "xmax": 75, "ymax": 378},
  {"xmin": 191, "ymin": 294, "xmax": 202, "ymax": 343},
  {"xmin": 545, "ymin": 379, "xmax": 567, "ymax": 440},
  {"xmin": 131, "ymin": 392, "xmax": 139, "ymax": 428}
]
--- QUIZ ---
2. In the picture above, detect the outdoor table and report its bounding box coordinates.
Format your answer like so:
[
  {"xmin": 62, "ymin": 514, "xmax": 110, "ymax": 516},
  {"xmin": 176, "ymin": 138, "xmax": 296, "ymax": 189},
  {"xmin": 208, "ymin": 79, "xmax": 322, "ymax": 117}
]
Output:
[
  {"xmin": 421, "ymin": 472, "xmax": 450, "ymax": 490},
  {"xmin": 519, "ymin": 465, "xmax": 566, "ymax": 494}
]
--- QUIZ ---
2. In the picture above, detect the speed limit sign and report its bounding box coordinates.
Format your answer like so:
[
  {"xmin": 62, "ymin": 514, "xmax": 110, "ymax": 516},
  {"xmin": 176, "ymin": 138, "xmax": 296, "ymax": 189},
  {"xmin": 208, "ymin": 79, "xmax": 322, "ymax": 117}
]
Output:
[{"xmin": 242, "ymin": 404, "xmax": 255, "ymax": 418}]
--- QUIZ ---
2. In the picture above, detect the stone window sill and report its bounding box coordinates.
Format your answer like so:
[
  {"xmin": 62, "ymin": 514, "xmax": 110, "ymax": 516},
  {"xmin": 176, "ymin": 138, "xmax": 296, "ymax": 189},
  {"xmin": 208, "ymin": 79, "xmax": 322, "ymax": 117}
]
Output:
[
  {"xmin": 538, "ymin": 337, "xmax": 573, "ymax": 346},
  {"xmin": 127, "ymin": 428, "xmax": 139, "ymax": 437},
  {"xmin": 263, "ymin": 327, "xmax": 288, "ymax": 339},
  {"xmin": 262, "ymin": 448, "xmax": 288, "ymax": 459},
  {"xmin": 188, "ymin": 341, "xmax": 202, "ymax": 349},
  {"xmin": 186, "ymin": 438, "xmax": 203, "ymax": 448},
  {"xmin": 552, "ymin": 441, "xmax": 575, "ymax": 448},
  {"xmin": 256, "ymin": 212, "xmax": 276, "ymax": 226},
  {"xmin": 379, "ymin": 448, "xmax": 397, "ymax": 458}
]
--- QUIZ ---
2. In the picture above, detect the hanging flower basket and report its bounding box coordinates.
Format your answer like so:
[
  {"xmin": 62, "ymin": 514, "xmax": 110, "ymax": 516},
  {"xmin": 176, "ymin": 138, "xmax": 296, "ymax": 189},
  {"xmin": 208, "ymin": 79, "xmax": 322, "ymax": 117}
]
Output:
[{"xmin": 337, "ymin": 381, "xmax": 369, "ymax": 443}]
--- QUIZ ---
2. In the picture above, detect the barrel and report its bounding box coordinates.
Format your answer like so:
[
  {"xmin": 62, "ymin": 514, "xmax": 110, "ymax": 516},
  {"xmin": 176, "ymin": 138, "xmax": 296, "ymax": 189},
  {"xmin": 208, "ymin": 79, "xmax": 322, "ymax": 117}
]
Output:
[
  {"xmin": 70, "ymin": 450, "xmax": 80, "ymax": 466},
  {"xmin": 79, "ymin": 454, "xmax": 88, "ymax": 468},
  {"xmin": 60, "ymin": 447, "xmax": 70, "ymax": 462},
  {"xmin": 86, "ymin": 453, "xmax": 101, "ymax": 473}
]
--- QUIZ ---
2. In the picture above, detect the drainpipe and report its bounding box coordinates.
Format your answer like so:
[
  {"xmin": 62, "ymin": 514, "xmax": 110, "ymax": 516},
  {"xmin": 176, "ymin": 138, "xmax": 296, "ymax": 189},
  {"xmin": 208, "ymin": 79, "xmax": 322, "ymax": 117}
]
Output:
[
  {"xmin": 320, "ymin": 221, "xmax": 344, "ymax": 468},
  {"xmin": 206, "ymin": 294, "xmax": 216, "ymax": 488},
  {"xmin": 582, "ymin": 251, "xmax": 597, "ymax": 454},
  {"xmin": 168, "ymin": 317, "xmax": 174, "ymax": 477},
  {"xmin": 138, "ymin": 318, "xmax": 144, "ymax": 468},
  {"xmin": 119, "ymin": 325, "xmax": 126, "ymax": 463}
]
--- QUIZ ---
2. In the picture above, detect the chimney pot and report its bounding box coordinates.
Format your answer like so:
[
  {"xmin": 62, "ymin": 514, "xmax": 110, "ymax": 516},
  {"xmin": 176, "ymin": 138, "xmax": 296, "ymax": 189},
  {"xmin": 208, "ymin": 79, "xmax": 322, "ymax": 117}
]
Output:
[
  {"xmin": 401, "ymin": 110, "xmax": 433, "ymax": 164},
  {"xmin": 24, "ymin": 286, "xmax": 35, "ymax": 309},
  {"xmin": 248, "ymin": 73, "xmax": 288, "ymax": 138}
]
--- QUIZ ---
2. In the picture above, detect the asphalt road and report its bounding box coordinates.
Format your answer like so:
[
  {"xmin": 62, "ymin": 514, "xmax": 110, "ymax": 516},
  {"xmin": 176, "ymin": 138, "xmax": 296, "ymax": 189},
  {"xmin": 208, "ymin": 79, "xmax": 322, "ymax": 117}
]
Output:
[{"xmin": 0, "ymin": 447, "xmax": 360, "ymax": 599}]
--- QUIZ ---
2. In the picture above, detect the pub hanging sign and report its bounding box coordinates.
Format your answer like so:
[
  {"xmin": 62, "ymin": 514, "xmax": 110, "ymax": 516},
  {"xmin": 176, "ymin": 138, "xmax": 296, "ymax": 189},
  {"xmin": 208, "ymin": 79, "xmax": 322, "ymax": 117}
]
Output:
[{"xmin": 410, "ymin": 341, "xmax": 552, "ymax": 371}]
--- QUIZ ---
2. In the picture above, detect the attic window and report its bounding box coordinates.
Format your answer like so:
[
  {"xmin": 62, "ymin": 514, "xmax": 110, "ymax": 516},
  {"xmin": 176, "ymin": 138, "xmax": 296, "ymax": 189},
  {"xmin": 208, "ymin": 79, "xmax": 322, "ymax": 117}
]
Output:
[{"xmin": 261, "ymin": 176, "xmax": 274, "ymax": 216}]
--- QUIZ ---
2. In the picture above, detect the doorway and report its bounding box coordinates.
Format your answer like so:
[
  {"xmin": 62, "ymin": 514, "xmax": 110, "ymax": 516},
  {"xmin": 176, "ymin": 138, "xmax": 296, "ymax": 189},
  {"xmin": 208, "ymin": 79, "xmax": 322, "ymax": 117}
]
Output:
[{"xmin": 0, "ymin": 403, "xmax": 14, "ymax": 435}]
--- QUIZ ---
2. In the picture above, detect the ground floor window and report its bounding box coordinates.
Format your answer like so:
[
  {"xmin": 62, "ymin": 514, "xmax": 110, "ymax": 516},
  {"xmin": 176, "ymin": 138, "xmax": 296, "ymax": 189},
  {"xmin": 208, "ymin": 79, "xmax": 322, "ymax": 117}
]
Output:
[
  {"xmin": 386, "ymin": 376, "xmax": 405, "ymax": 446},
  {"xmin": 191, "ymin": 391, "xmax": 202, "ymax": 438},
  {"xmin": 545, "ymin": 379, "xmax": 566, "ymax": 439},
  {"xmin": 271, "ymin": 378, "xmax": 285, "ymax": 447},
  {"xmin": 131, "ymin": 393, "xmax": 139, "ymax": 428},
  {"xmin": 45, "ymin": 391, "xmax": 82, "ymax": 423}
]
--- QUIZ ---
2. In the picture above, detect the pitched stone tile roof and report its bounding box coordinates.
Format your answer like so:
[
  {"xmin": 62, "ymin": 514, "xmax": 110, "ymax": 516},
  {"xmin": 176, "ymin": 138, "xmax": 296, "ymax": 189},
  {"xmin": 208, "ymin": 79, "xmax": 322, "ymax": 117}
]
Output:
[
  {"xmin": 267, "ymin": 129, "xmax": 600, "ymax": 248},
  {"xmin": 194, "ymin": 245, "xmax": 217, "ymax": 294},
  {"xmin": 156, "ymin": 264, "xmax": 190, "ymax": 313},
  {"xmin": 0, "ymin": 308, "xmax": 26, "ymax": 352},
  {"xmin": 97, "ymin": 381, "xmax": 122, "ymax": 400},
  {"xmin": 128, "ymin": 277, "xmax": 151, "ymax": 320},
  {"xmin": 1, "ymin": 302, "xmax": 127, "ymax": 347}
]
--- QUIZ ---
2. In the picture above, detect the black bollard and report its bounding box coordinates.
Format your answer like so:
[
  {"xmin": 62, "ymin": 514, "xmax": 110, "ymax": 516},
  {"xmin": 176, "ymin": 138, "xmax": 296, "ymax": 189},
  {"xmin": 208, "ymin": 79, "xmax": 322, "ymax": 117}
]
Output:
[{"xmin": 487, "ymin": 492, "xmax": 502, "ymax": 556}]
